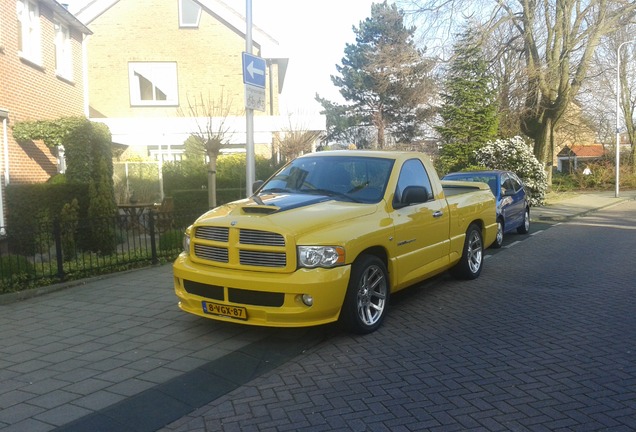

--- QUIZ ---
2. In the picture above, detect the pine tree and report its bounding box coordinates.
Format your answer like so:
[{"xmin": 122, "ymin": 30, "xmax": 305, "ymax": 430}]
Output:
[
  {"xmin": 318, "ymin": 1, "xmax": 435, "ymax": 148},
  {"xmin": 437, "ymin": 28, "xmax": 499, "ymax": 174}
]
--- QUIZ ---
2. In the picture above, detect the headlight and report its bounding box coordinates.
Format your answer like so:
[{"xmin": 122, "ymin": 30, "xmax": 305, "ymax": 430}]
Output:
[
  {"xmin": 183, "ymin": 233, "xmax": 191, "ymax": 254},
  {"xmin": 298, "ymin": 246, "xmax": 345, "ymax": 268}
]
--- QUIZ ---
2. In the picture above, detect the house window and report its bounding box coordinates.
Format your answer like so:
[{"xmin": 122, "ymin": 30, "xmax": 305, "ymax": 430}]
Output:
[
  {"xmin": 128, "ymin": 62, "xmax": 178, "ymax": 106},
  {"xmin": 179, "ymin": 0, "xmax": 201, "ymax": 28},
  {"xmin": 16, "ymin": 0, "xmax": 41, "ymax": 64},
  {"xmin": 55, "ymin": 21, "xmax": 72, "ymax": 80}
]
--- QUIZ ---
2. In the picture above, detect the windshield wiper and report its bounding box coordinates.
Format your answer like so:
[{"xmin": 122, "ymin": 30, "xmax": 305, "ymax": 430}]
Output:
[
  {"xmin": 260, "ymin": 187, "xmax": 290, "ymax": 194},
  {"xmin": 300, "ymin": 188, "xmax": 361, "ymax": 203}
]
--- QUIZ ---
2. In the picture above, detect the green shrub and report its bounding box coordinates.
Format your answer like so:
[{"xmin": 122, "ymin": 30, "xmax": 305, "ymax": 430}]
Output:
[
  {"xmin": 60, "ymin": 199, "xmax": 80, "ymax": 260},
  {"xmin": 159, "ymin": 229, "xmax": 183, "ymax": 252},
  {"xmin": 6, "ymin": 182, "xmax": 89, "ymax": 255},
  {"xmin": 162, "ymin": 160, "xmax": 207, "ymax": 197},
  {"xmin": 163, "ymin": 154, "xmax": 283, "ymax": 206},
  {"xmin": 0, "ymin": 254, "xmax": 35, "ymax": 280},
  {"xmin": 475, "ymin": 136, "xmax": 548, "ymax": 206},
  {"xmin": 173, "ymin": 189, "xmax": 209, "ymax": 214}
]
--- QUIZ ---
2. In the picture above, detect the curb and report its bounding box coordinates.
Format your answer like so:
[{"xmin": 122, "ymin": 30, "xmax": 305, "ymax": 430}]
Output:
[{"xmin": 535, "ymin": 194, "xmax": 635, "ymax": 222}]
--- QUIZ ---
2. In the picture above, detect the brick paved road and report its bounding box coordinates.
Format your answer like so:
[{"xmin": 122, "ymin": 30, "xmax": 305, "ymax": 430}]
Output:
[
  {"xmin": 162, "ymin": 200, "xmax": 636, "ymax": 432},
  {"xmin": 0, "ymin": 268, "xmax": 326, "ymax": 432}
]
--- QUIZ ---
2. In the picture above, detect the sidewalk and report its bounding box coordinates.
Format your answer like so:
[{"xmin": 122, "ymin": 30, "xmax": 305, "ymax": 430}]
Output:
[{"xmin": 531, "ymin": 189, "xmax": 636, "ymax": 222}]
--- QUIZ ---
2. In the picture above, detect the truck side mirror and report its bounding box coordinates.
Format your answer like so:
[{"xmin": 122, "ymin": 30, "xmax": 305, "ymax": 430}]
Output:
[{"xmin": 394, "ymin": 185, "xmax": 429, "ymax": 208}]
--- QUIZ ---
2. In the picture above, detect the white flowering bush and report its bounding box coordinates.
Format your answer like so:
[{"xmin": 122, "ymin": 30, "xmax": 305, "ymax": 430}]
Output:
[{"xmin": 474, "ymin": 136, "xmax": 548, "ymax": 206}]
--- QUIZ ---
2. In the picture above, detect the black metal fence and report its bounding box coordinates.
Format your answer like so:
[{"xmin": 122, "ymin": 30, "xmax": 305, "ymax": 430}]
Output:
[{"xmin": 0, "ymin": 209, "xmax": 203, "ymax": 293}]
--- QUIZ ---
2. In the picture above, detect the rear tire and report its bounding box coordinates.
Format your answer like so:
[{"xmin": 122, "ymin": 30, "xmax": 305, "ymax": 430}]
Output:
[
  {"xmin": 492, "ymin": 219, "xmax": 504, "ymax": 249},
  {"xmin": 517, "ymin": 208, "xmax": 530, "ymax": 234},
  {"xmin": 451, "ymin": 223, "xmax": 484, "ymax": 280},
  {"xmin": 340, "ymin": 255, "xmax": 389, "ymax": 334}
]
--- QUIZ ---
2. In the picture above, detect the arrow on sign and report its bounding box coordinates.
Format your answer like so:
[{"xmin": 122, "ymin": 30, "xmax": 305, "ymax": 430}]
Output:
[
  {"xmin": 242, "ymin": 52, "xmax": 266, "ymax": 88},
  {"xmin": 247, "ymin": 61, "xmax": 264, "ymax": 79}
]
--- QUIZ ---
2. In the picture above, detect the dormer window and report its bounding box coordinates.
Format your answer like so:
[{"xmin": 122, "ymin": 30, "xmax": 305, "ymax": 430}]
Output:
[
  {"xmin": 179, "ymin": 0, "xmax": 201, "ymax": 28},
  {"xmin": 128, "ymin": 62, "xmax": 178, "ymax": 106}
]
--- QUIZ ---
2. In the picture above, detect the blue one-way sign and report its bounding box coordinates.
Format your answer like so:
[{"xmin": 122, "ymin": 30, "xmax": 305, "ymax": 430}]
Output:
[{"xmin": 242, "ymin": 52, "xmax": 266, "ymax": 88}]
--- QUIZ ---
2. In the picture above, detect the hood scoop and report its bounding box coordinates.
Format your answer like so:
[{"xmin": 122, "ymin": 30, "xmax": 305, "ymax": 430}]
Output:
[{"xmin": 241, "ymin": 206, "xmax": 279, "ymax": 215}]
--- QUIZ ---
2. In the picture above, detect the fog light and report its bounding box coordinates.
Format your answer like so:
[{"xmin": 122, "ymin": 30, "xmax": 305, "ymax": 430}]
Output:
[{"xmin": 301, "ymin": 294, "xmax": 313, "ymax": 306}]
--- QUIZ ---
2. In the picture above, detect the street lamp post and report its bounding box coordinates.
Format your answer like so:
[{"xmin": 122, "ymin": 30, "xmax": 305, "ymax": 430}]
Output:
[{"xmin": 615, "ymin": 40, "xmax": 636, "ymax": 198}]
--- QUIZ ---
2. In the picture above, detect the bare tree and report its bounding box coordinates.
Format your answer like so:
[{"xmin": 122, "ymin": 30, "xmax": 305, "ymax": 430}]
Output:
[
  {"xmin": 178, "ymin": 91, "xmax": 237, "ymax": 208},
  {"xmin": 612, "ymin": 29, "xmax": 636, "ymax": 170},
  {"xmin": 581, "ymin": 25, "xmax": 636, "ymax": 170},
  {"xmin": 400, "ymin": 0, "xmax": 636, "ymax": 181},
  {"xmin": 274, "ymin": 114, "xmax": 323, "ymax": 162}
]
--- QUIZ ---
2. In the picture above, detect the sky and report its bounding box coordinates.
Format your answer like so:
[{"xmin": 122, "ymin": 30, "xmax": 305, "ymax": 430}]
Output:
[
  {"xmin": 237, "ymin": 0, "xmax": 377, "ymax": 115},
  {"xmin": 66, "ymin": 0, "xmax": 378, "ymax": 115}
]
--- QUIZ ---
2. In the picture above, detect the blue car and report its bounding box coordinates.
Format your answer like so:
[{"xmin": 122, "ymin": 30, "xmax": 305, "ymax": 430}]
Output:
[{"xmin": 443, "ymin": 170, "xmax": 530, "ymax": 248}]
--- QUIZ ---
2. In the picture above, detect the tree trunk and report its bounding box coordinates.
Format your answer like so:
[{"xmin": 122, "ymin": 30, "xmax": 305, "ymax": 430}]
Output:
[
  {"xmin": 529, "ymin": 115, "xmax": 555, "ymax": 185},
  {"xmin": 374, "ymin": 109, "xmax": 385, "ymax": 149},
  {"xmin": 208, "ymin": 156, "xmax": 217, "ymax": 209}
]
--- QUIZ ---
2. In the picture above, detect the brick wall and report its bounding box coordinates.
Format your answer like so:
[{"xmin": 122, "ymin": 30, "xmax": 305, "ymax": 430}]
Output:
[
  {"xmin": 85, "ymin": 0, "xmax": 280, "ymax": 119},
  {"xmin": 0, "ymin": 0, "xmax": 86, "ymax": 186}
]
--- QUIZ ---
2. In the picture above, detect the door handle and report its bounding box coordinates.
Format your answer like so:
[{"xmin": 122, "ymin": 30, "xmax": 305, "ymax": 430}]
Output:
[{"xmin": 433, "ymin": 210, "xmax": 444, "ymax": 218}]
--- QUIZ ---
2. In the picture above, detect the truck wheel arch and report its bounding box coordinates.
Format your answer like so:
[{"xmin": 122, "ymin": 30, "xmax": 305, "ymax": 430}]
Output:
[{"xmin": 450, "ymin": 222, "xmax": 484, "ymax": 280}]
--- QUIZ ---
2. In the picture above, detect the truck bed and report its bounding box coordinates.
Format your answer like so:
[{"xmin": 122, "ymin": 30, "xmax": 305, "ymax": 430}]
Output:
[{"xmin": 441, "ymin": 180, "xmax": 491, "ymax": 197}]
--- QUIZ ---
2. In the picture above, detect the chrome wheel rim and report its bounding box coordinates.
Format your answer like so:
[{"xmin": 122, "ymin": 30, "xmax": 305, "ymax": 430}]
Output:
[
  {"xmin": 467, "ymin": 230, "xmax": 483, "ymax": 274},
  {"xmin": 356, "ymin": 264, "xmax": 387, "ymax": 326},
  {"xmin": 496, "ymin": 221, "xmax": 504, "ymax": 245},
  {"xmin": 524, "ymin": 211, "xmax": 530, "ymax": 231}
]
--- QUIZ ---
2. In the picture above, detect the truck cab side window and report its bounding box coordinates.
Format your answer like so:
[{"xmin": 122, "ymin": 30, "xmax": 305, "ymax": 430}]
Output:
[{"xmin": 394, "ymin": 159, "xmax": 434, "ymax": 206}]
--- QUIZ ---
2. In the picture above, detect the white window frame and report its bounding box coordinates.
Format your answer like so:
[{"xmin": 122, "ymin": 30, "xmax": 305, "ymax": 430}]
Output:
[
  {"xmin": 54, "ymin": 21, "xmax": 73, "ymax": 80},
  {"xmin": 128, "ymin": 62, "xmax": 178, "ymax": 106},
  {"xmin": 179, "ymin": 0, "xmax": 201, "ymax": 28},
  {"xmin": 16, "ymin": 0, "xmax": 42, "ymax": 65}
]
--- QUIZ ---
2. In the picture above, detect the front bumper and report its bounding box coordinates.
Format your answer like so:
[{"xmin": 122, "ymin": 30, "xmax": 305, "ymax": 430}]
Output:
[{"xmin": 173, "ymin": 254, "xmax": 352, "ymax": 327}]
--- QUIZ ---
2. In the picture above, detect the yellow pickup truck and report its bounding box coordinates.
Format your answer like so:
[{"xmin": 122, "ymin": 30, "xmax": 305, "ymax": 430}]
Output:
[{"xmin": 173, "ymin": 151, "xmax": 497, "ymax": 333}]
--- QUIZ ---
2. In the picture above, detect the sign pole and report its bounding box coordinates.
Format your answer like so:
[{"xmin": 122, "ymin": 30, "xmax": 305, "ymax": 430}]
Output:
[{"xmin": 245, "ymin": 0, "xmax": 255, "ymax": 196}]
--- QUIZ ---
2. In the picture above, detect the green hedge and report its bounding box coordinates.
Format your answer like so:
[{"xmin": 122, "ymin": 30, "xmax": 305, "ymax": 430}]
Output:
[
  {"xmin": 5, "ymin": 183, "xmax": 89, "ymax": 255},
  {"xmin": 162, "ymin": 154, "xmax": 283, "ymax": 207}
]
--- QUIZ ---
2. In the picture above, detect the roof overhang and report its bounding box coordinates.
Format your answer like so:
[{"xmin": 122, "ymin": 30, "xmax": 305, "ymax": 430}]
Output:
[{"xmin": 41, "ymin": 0, "xmax": 92, "ymax": 34}]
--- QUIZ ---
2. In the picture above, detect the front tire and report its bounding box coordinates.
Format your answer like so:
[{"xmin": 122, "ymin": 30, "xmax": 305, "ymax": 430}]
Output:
[
  {"xmin": 517, "ymin": 208, "xmax": 530, "ymax": 234},
  {"xmin": 340, "ymin": 255, "xmax": 389, "ymax": 334},
  {"xmin": 451, "ymin": 223, "xmax": 484, "ymax": 280}
]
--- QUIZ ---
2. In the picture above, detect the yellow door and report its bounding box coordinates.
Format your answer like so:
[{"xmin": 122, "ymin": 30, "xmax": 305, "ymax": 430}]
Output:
[{"xmin": 391, "ymin": 159, "xmax": 451, "ymax": 286}]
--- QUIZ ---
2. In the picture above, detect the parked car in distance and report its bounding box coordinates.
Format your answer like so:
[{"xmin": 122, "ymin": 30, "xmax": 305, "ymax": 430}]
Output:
[{"xmin": 442, "ymin": 170, "xmax": 530, "ymax": 248}]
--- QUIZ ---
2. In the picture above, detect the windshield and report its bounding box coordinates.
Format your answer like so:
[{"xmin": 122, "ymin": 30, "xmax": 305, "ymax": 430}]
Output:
[{"xmin": 260, "ymin": 156, "xmax": 394, "ymax": 203}]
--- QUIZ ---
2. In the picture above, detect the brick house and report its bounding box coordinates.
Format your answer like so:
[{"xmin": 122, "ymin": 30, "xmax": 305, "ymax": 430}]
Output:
[
  {"xmin": 557, "ymin": 144, "xmax": 607, "ymax": 173},
  {"xmin": 74, "ymin": 0, "xmax": 325, "ymax": 162},
  {"xmin": 0, "ymin": 0, "xmax": 91, "ymax": 231}
]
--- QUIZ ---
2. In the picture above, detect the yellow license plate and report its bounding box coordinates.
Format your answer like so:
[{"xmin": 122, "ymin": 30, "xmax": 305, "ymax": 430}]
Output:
[{"xmin": 202, "ymin": 301, "xmax": 248, "ymax": 320}]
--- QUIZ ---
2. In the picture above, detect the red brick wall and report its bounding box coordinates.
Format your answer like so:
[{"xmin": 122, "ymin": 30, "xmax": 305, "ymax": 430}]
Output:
[{"xmin": 0, "ymin": 0, "xmax": 86, "ymax": 186}]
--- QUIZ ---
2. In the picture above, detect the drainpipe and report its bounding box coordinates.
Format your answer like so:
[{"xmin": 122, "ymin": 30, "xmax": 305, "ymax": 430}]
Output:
[
  {"xmin": 0, "ymin": 109, "xmax": 9, "ymax": 235},
  {"xmin": 82, "ymin": 34, "xmax": 90, "ymax": 117}
]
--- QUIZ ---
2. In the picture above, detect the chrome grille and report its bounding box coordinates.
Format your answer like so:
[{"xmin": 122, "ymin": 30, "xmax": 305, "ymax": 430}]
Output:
[
  {"xmin": 240, "ymin": 250, "xmax": 287, "ymax": 267},
  {"xmin": 194, "ymin": 244, "xmax": 228, "ymax": 262},
  {"xmin": 192, "ymin": 225, "xmax": 288, "ymax": 269},
  {"xmin": 195, "ymin": 226, "xmax": 229, "ymax": 242},
  {"xmin": 240, "ymin": 229, "xmax": 285, "ymax": 246}
]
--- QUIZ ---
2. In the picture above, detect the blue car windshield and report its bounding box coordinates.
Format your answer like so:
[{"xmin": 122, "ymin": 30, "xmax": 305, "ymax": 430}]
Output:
[{"xmin": 260, "ymin": 156, "xmax": 394, "ymax": 203}]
